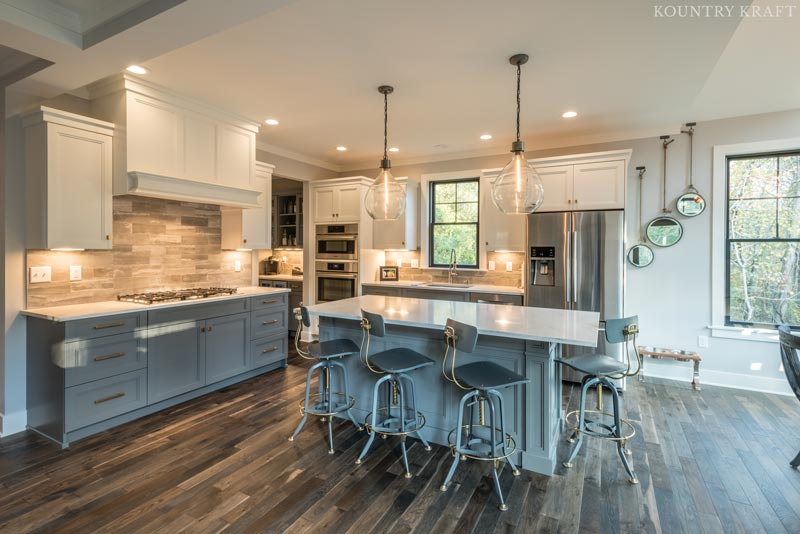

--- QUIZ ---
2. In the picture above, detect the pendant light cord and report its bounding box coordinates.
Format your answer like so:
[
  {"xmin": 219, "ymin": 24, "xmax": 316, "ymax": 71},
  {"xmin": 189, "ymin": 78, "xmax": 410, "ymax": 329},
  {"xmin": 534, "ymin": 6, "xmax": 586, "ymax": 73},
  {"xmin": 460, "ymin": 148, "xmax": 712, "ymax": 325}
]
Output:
[
  {"xmin": 661, "ymin": 136, "xmax": 674, "ymax": 213},
  {"xmin": 637, "ymin": 167, "xmax": 646, "ymax": 242},
  {"xmin": 383, "ymin": 91, "xmax": 389, "ymax": 161},
  {"xmin": 515, "ymin": 63, "xmax": 521, "ymax": 142}
]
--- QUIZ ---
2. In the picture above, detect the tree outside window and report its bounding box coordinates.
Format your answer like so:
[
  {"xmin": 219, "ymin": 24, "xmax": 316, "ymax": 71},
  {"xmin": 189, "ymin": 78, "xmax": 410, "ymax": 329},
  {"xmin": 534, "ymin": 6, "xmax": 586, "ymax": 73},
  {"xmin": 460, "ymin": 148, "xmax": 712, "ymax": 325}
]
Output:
[
  {"xmin": 430, "ymin": 179, "xmax": 479, "ymax": 268},
  {"xmin": 727, "ymin": 152, "xmax": 800, "ymax": 328}
]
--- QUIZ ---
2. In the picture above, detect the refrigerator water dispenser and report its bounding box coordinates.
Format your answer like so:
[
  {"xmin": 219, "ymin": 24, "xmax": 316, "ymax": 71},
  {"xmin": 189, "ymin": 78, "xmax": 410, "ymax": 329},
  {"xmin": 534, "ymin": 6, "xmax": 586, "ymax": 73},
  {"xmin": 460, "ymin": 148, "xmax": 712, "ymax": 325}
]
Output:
[{"xmin": 530, "ymin": 246, "xmax": 556, "ymax": 286}]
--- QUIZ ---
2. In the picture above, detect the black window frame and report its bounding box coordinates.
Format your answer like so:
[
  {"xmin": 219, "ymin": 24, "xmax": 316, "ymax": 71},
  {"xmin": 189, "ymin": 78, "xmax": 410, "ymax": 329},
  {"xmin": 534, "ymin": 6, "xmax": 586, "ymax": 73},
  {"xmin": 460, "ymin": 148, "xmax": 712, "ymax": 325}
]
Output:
[
  {"xmin": 429, "ymin": 177, "xmax": 480, "ymax": 269},
  {"xmin": 725, "ymin": 150, "xmax": 800, "ymax": 329}
]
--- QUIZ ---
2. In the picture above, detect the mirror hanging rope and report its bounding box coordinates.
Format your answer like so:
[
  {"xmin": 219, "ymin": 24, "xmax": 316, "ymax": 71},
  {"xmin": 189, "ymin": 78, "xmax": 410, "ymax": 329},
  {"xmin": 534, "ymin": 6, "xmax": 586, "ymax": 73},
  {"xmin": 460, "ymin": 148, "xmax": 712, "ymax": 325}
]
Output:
[
  {"xmin": 628, "ymin": 166, "xmax": 654, "ymax": 267},
  {"xmin": 676, "ymin": 122, "xmax": 706, "ymax": 217},
  {"xmin": 647, "ymin": 135, "xmax": 683, "ymax": 247}
]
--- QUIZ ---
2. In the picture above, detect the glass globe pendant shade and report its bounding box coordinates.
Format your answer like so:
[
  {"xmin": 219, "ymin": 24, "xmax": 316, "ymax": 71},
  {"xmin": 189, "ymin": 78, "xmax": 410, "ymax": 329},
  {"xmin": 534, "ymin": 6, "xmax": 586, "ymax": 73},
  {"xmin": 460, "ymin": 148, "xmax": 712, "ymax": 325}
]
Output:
[
  {"xmin": 491, "ymin": 151, "xmax": 544, "ymax": 214},
  {"xmin": 365, "ymin": 167, "xmax": 406, "ymax": 220}
]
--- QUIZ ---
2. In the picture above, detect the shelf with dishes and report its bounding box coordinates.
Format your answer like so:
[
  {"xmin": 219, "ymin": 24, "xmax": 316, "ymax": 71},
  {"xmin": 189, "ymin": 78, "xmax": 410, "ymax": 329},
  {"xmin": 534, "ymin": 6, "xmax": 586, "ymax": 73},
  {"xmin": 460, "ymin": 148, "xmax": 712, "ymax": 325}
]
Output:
[{"xmin": 272, "ymin": 193, "xmax": 303, "ymax": 249}]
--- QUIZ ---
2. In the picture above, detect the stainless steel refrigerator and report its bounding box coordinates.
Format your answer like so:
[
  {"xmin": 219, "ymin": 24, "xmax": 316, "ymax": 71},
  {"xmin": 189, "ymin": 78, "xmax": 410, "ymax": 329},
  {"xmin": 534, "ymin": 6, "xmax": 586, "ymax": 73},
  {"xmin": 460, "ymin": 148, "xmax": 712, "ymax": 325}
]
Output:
[{"xmin": 526, "ymin": 210, "xmax": 624, "ymax": 383}]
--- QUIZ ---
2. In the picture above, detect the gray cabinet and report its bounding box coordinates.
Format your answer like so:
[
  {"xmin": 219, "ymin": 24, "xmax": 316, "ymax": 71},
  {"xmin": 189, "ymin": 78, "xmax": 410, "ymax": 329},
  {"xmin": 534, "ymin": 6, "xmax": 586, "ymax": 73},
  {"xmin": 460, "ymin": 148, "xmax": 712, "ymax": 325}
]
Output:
[
  {"xmin": 469, "ymin": 293, "xmax": 524, "ymax": 306},
  {"xmin": 362, "ymin": 285, "xmax": 403, "ymax": 297},
  {"xmin": 403, "ymin": 288, "xmax": 468, "ymax": 302},
  {"xmin": 362, "ymin": 285, "xmax": 522, "ymax": 305},
  {"xmin": 147, "ymin": 320, "xmax": 206, "ymax": 404},
  {"xmin": 206, "ymin": 312, "xmax": 250, "ymax": 384}
]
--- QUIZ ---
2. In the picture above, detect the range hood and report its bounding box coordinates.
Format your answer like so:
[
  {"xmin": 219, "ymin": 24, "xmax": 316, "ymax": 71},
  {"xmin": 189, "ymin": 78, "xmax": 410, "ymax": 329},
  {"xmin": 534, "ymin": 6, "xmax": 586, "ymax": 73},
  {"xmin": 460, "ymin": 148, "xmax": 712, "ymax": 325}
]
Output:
[{"xmin": 126, "ymin": 171, "xmax": 262, "ymax": 208}]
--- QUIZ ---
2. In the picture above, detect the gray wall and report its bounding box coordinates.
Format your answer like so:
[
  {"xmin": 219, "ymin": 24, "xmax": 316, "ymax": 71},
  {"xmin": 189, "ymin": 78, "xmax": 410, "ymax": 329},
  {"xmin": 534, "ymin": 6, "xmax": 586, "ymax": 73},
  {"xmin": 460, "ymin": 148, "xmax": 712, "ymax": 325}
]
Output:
[{"xmin": 345, "ymin": 109, "xmax": 800, "ymax": 393}]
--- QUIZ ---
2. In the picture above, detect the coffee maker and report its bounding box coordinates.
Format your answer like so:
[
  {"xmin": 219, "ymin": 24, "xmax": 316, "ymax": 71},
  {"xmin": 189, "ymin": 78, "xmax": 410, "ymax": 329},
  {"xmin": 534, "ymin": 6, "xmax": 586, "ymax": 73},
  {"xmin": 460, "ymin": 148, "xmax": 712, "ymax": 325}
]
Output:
[{"xmin": 261, "ymin": 256, "xmax": 280, "ymax": 275}]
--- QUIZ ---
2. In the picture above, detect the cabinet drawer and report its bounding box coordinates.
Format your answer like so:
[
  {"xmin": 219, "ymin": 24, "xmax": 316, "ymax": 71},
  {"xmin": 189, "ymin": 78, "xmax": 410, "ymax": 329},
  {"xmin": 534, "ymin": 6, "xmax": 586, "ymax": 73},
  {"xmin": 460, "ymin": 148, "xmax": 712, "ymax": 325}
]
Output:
[
  {"xmin": 148, "ymin": 299, "xmax": 249, "ymax": 327},
  {"xmin": 250, "ymin": 333, "xmax": 288, "ymax": 369},
  {"xmin": 65, "ymin": 369, "xmax": 147, "ymax": 431},
  {"xmin": 65, "ymin": 312, "xmax": 145, "ymax": 341},
  {"xmin": 362, "ymin": 286, "xmax": 402, "ymax": 297},
  {"xmin": 64, "ymin": 332, "xmax": 147, "ymax": 387},
  {"xmin": 251, "ymin": 292, "xmax": 288, "ymax": 311},
  {"xmin": 251, "ymin": 308, "xmax": 287, "ymax": 339},
  {"xmin": 469, "ymin": 293, "xmax": 523, "ymax": 306}
]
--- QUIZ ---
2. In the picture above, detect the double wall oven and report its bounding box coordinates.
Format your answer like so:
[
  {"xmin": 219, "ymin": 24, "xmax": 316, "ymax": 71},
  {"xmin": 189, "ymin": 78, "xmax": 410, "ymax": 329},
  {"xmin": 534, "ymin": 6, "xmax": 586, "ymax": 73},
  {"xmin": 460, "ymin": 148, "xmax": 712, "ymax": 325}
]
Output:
[{"xmin": 315, "ymin": 224, "xmax": 359, "ymax": 303}]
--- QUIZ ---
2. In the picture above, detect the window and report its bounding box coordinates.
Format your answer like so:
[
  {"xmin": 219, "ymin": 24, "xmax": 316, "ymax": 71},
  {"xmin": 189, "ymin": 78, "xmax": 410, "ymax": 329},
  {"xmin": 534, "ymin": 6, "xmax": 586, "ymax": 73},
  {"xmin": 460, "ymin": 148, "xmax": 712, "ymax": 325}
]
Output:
[
  {"xmin": 429, "ymin": 178, "xmax": 479, "ymax": 268},
  {"xmin": 726, "ymin": 152, "xmax": 800, "ymax": 328}
]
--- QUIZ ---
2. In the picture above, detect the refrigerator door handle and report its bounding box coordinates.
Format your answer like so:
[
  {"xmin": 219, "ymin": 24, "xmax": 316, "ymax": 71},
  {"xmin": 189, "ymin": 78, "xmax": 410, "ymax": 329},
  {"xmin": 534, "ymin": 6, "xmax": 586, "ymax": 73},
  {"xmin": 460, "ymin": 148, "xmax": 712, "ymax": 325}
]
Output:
[
  {"xmin": 572, "ymin": 229, "xmax": 578, "ymax": 304},
  {"xmin": 565, "ymin": 225, "xmax": 572, "ymax": 307}
]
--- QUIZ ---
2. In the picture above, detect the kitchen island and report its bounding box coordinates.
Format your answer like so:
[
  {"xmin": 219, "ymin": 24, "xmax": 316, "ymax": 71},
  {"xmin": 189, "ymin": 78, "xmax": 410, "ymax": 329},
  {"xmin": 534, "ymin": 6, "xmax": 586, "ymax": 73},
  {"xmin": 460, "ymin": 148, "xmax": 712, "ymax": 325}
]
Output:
[{"xmin": 306, "ymin": 295, "xmax": 599, "ymax": 475}]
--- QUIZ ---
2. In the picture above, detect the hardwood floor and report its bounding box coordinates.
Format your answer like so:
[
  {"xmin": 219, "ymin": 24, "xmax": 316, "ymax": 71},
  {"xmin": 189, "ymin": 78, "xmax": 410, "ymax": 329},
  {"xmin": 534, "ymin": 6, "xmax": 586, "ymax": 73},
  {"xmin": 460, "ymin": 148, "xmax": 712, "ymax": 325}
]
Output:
[{"xmin": 1, "ymin": 346, "xmax": 799, "ymax": 533}]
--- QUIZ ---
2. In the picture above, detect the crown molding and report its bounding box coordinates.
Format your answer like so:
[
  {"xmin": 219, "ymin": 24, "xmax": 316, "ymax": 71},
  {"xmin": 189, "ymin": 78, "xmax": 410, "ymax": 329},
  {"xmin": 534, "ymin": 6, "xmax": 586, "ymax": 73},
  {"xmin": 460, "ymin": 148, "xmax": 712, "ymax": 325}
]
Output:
[{"xmin": 256, "ymin": 141, "xmax": 343, "ymax": 172}]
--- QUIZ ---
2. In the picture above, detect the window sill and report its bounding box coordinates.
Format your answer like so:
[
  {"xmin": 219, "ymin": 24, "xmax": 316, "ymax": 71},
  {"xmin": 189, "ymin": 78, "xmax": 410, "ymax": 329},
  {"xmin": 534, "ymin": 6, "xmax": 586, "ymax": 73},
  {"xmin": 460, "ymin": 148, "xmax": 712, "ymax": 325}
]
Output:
[
  {"xmin": 423, "ymin": 267, "xmax": 486, "ymax": 273},
  {"xmin": 709, "ymin": 325, "xmax": 781, "ymax": 344}
]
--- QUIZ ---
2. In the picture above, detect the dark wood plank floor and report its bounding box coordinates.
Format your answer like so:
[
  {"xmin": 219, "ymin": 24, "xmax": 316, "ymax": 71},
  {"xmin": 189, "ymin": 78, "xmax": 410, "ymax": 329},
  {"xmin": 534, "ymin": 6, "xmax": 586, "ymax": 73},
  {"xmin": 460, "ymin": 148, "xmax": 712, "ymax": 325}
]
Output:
[{"xmin": 1, "ymin": 346, "xmax": 799, "ymax": 533}]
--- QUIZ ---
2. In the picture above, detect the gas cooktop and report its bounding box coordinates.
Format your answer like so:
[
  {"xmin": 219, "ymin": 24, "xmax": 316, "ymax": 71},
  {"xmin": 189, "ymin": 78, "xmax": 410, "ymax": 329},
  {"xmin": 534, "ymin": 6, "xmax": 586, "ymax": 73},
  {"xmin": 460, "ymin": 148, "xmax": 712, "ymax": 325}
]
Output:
[{"xmin": 117, "ymin": 287, "xmax": 238, "ymax": 305}]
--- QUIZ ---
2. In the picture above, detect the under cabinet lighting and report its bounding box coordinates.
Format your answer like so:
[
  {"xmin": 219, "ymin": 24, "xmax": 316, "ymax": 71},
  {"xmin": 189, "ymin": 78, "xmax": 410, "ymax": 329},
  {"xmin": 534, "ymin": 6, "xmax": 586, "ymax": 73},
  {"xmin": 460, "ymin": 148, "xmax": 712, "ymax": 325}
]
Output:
[
  {"xmin": 265, "ymin": 119, "xmax": 279, "ymax": 126},
  {"xmin": 561, "ymin": 111, "xmax": 578, "ymax": 118},
  {"xmin": 126, "ymin": 65, "xmax": 148, "ymax": 75},
  {"xmin": 236, "ymin": 248, "xmax": 252, "ymax": 252},
  {"xmin": 51, "ymin": 248, "xmax": 85, "ymax": 251}
]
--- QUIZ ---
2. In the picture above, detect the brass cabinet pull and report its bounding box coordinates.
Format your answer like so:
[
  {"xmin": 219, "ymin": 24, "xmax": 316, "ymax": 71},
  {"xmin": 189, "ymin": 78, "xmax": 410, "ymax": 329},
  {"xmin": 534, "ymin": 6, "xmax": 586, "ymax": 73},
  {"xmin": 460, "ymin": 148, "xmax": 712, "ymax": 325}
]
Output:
[
  {"xmin": 94, "ymin": 392, "xmax": 125, "ymax": 404},
  {"xmin": 262, "ymin": 299, "xmax": 279, "ymax": 304},
  {"xmin": 94, "ymin": 352, "xmax": 125, "ymax": 362},
  {"xmin": 93, "ymin": 321, "xmax": 125, "ymax": 330},
  {"xmin": 262, "ymin": 319, "xmax": 279, "ymax": 325},
  {"xmin": 262, "ymin": 346, "xmax": 278, "ymax": 353}
]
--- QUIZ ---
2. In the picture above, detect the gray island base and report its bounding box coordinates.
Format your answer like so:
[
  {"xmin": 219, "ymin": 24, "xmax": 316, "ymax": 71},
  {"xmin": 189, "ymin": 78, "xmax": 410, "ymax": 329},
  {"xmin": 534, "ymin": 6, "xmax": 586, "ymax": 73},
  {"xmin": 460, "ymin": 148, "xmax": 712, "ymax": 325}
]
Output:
[{"xmin": 307, "ymin": 295, "xmax": 599, "ymax": 475}]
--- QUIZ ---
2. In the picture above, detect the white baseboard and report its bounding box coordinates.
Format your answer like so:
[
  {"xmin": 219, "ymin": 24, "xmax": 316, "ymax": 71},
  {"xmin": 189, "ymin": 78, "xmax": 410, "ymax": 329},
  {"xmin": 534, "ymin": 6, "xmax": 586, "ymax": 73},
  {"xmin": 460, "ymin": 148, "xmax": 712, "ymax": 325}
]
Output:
[
  {"xmin": 642, "ymin": 363, "xmax": 793, "ymax": 396},
  {"xmin": 0, "ymin": 410, "xmax": 27, "ymax": 437}
]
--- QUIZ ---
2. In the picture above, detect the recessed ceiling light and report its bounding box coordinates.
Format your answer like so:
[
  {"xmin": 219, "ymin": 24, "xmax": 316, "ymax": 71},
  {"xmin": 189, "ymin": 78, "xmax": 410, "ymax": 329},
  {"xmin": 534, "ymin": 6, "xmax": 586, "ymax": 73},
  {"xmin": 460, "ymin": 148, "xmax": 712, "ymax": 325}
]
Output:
[
  {"xmin": 480, "ymin": 134, "xmax": 492, "ymax": 140},
  {"xmin": 388, "ymin": 147, "xmax": 399, "ymax": 152},
  {"xmin": 126, "ymin": 65, "xmax": 148, "ymax": 75},
  {"xmin": 561, "ymin": 111, "xmax": 578, "ymax": 118},
  {"xmin": 336, "ymin": 146, "xmax": 347, "ymax": 151},
  {"xmin": 265, "ymin": 118, "xmax": 279, "ymax": 126}
]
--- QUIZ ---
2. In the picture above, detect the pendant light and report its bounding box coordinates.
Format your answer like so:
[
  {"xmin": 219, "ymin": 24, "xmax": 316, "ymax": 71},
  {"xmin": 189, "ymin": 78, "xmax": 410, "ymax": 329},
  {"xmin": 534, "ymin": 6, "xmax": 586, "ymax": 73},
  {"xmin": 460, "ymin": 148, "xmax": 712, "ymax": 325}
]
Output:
[
  {"xmin": 365, "ymin": 85, "xmax": 405, "ymax": 220},
  {"xmin": 491, "ymin": 54, "xmax": 544, "ymax": 214}
]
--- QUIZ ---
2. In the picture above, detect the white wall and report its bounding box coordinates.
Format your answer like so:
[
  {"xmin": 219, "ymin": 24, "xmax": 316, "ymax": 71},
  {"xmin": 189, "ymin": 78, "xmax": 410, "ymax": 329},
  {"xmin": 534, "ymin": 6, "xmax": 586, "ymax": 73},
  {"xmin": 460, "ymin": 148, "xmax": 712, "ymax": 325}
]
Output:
[{"xmin": 345, "ymin": 109, "xmax": 800, "ymax": 394}]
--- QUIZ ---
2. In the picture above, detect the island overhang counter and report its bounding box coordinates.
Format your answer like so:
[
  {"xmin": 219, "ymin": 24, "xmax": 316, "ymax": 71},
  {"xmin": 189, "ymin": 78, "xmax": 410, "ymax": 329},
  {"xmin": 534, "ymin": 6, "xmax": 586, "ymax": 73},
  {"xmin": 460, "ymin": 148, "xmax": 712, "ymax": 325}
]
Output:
[{"xmin": 306, "ymin": 295, "xmax": 600, "ymax": 475}]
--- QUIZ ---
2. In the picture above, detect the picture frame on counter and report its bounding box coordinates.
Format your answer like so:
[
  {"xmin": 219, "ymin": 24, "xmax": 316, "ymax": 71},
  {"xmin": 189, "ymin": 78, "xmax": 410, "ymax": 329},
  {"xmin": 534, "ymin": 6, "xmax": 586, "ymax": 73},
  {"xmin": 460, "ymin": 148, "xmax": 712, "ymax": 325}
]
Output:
[{"xmin": 379, "ymin": 266, "xmax": 399, "ymax": 281}]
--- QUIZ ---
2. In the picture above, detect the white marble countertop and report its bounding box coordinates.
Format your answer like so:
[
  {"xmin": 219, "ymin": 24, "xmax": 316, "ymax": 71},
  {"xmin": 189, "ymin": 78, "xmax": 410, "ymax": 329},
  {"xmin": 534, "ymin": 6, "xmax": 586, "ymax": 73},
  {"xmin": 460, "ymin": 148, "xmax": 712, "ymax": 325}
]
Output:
[
  {"xmin": 259, "ymin": 274, "xmax": 304, "ymax": 282},
  {"xmin": 307, "ymin": 295, "xmax": 598, "ymax": 346},
  {"xmin": 361, "ymin": 280, "xmax": 524, "ymax": 296},
  {"xmin": 22, "ymin": 286, "xmax": 290, "ymax": 322}
]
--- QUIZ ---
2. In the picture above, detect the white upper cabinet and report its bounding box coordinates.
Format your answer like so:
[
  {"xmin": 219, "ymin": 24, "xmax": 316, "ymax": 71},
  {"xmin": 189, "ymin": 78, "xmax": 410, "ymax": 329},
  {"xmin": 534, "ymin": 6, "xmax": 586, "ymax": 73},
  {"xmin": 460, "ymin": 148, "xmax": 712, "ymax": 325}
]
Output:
[
  {"xmin": 221, "ymin": 162, "xmax": 274, "ymax": 250},
  {"xmin": 480, "ymin": 174, "xmax": 526, "ymax": 252},
  {"xmin": 23, "ymin": 107, "xmax": 114, "ymax": 250},
  {"xmin": 530, "ymin": 151, "xmax": 629, "ymax": 212},
  {"xmin": 88, "ymin": 74, "xmax": 261, "ymax": 208},
  {"xmin": 313, "ymin": 182, "xmax": 362, "ymax": 223},
  {"xmin": 373, "ymin": 179, "xmax": 419, "ymax": 250}
]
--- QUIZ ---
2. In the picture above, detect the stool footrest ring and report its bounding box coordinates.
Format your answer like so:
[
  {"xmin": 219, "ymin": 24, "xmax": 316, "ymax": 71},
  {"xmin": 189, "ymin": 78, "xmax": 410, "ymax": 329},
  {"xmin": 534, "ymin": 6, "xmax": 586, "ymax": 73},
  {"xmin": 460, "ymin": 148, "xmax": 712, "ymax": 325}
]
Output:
[
  {"xmin": 564, "ymin": 409, "xmax": 636, "ymax": 441},
  {"xmin": 446, "ymin": 424, "xmax": 518, "ymax": 461},
  {"xmin": 364, "ymin": 406, "xmax": 426, "ymax": 436},
  {"xmin": 299, "ymin": 392, "xmax": 356, "ymax": 417}
]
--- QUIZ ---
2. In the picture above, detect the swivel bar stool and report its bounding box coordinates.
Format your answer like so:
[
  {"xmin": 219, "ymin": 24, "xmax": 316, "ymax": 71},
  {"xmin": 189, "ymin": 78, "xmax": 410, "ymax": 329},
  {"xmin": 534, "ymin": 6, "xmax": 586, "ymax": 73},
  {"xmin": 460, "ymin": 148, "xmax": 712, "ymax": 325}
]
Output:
[
  {"xmin": 289, "ymin": 306, "xmax": 361, "ymax": 453},
  {"xmin": 439, "ymin": 319, "xmax": 528, "ymax": 511},
  {"xmin": 778, "ymin": 325, "xmax": 800, "ymax": 468},
  {"xmin": 355, "ymin": 310, "xmax": 433, "ymax": 478},
  {"xmin": 557, "ymin": 316, "xmax": 642, "ymax": 483}
]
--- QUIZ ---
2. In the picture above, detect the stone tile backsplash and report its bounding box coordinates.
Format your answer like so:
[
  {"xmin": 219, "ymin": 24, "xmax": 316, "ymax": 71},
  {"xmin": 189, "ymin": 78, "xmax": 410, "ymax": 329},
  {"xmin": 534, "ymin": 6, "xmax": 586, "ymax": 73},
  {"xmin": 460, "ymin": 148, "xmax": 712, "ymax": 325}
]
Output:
[
  {"xmin": 26, "ymin": 196, "xmax": 253, "ymax": 308},
  {"xmin": 382, "ymin": 250, "xmax": 524, "ymax": 287}
]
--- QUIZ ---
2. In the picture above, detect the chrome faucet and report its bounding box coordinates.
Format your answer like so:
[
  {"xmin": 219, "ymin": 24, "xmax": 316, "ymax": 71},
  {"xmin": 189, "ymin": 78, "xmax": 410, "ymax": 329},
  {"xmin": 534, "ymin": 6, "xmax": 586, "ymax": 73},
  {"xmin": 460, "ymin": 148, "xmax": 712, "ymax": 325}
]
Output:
[{"xmin": 448, "ymin": 249, "xmax": 458, "ymax": 284}]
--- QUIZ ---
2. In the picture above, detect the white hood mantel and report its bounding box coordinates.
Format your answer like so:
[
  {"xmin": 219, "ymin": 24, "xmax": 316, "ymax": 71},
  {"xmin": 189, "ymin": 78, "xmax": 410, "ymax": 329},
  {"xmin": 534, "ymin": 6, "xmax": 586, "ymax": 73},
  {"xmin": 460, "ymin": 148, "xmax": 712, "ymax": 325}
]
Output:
[{"xmin": 126, "ymin": 171, "xmax": 263, "ymax": 208}]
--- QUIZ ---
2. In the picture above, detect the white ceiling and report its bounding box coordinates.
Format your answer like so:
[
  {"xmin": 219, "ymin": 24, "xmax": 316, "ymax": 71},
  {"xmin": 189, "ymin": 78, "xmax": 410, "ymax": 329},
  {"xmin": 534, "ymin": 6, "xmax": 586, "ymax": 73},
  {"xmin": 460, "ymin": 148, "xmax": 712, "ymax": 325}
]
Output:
[{"xmin": 131, "ymin": 0, "xmax": 799, "ymax": 170}]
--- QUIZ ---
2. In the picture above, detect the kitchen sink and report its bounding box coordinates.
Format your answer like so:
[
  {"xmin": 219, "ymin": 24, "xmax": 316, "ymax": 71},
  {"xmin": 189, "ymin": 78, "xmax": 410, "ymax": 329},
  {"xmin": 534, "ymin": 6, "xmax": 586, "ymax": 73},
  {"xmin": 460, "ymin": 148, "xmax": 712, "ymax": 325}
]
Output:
[{"xmin": 423, "ymin": 282, "xmax": 473, "ymax": 288}]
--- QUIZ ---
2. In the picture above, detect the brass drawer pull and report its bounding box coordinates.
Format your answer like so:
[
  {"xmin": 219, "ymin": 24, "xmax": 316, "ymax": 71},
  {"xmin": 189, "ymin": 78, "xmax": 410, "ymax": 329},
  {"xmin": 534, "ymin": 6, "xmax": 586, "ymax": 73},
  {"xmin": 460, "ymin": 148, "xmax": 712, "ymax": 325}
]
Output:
[
  {"xmin": 262, "ymin": 319, "xmax": 279, "ymax": 325},
  {"xmin": 262, "ymin": 346, "xmax": 278, "ymax": 353},
  {"xmin": 261, "ymin": 299, "xmax": 279, "ymax": 304},
  {"xmin": 93, "ymin": 321, "xmax": 125, "ymax": 330},
  {"xmin": 94, "ymin": 392, "xmax": 125, "ymax": 404},
  {"xmin": 94, "ymin": 352, "xmax": 125, "ymax": 362}
]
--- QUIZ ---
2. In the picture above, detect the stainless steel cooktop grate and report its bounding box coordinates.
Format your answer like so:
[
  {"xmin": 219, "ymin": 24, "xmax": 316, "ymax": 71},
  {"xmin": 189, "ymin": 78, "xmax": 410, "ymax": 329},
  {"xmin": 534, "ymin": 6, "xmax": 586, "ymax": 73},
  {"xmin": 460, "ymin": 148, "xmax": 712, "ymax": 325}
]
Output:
[{"xmin": 117, "ymin": 287, "xmax": 237, "ymax": 305}]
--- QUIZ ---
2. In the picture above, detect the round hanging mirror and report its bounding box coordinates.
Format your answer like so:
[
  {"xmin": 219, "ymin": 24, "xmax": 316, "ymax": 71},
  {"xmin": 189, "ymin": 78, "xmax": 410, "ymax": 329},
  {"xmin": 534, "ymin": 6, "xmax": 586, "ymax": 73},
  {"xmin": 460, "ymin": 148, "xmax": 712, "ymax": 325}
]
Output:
[
  {"xmin": 628, "ymin": 166, "xmax": 656, "ymax": 267},
  {"xmin": 647, "ymin": 216, "xmax": 683, "ymax": 247},
  {"xmin": 628, "ymin": 244, "xmax": 654, "ymax": 267},
  {"xmin": 676, "ymin": 123, "xmax": 706, "ymax": 217},
  {"xmin": 646, "ymin": 136, "xmax": 684, "ymax": 247}
]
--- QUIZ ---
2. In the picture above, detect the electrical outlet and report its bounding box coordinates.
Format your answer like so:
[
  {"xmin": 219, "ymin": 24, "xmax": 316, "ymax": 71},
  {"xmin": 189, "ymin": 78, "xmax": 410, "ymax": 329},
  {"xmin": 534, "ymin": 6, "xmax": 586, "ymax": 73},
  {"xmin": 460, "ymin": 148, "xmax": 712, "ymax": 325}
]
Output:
[
  {"xmin": 396, "ymin": 259, "xmax": 403, "ymax": 267},
  {"xmin": 281, "ymin": 256, "xmax": 288, "ymax": 263},
  {"xmin": 505, "ymin": 261, "xmax": 513, "ymax": 272},
  {"xmin": 488, "ymin": 260, "xmax": 496, "ymax": 270},
  {"xmin": 411, "ymin": 259, "xmax": 419, "ymax": 268},
  {"xmin": 69, "ymin": 265, "xmax": 82, "ymax": 281},
  {"xmin": 234, "ymin": 260, "xmax": 242, "ymax": 272},
  {"xmin": 30, "ymin": 266, "xmax": 51, "ymax": 283},
  {"xmin": 698, "ymin": 335, "xmax": 709, "ymax": 348}
]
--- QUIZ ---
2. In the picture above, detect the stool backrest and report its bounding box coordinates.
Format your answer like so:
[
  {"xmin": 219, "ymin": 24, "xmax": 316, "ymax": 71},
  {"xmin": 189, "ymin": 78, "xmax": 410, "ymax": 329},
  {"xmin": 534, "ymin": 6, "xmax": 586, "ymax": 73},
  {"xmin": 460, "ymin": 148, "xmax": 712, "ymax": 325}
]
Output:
[
  {"xmin": 779, "ymin": 325, "xmax": 800, "ymax": 400},
  {"xmin": 359, "ymin": 309, "xmax": 386, "ymax": 374},
  {"xmin": 442, "ymin": 319, "xmax": 478, "ymax": 390},
  {"xmin": 603, "ymin": 315, "xmax": 642, "ymax": 379}
]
